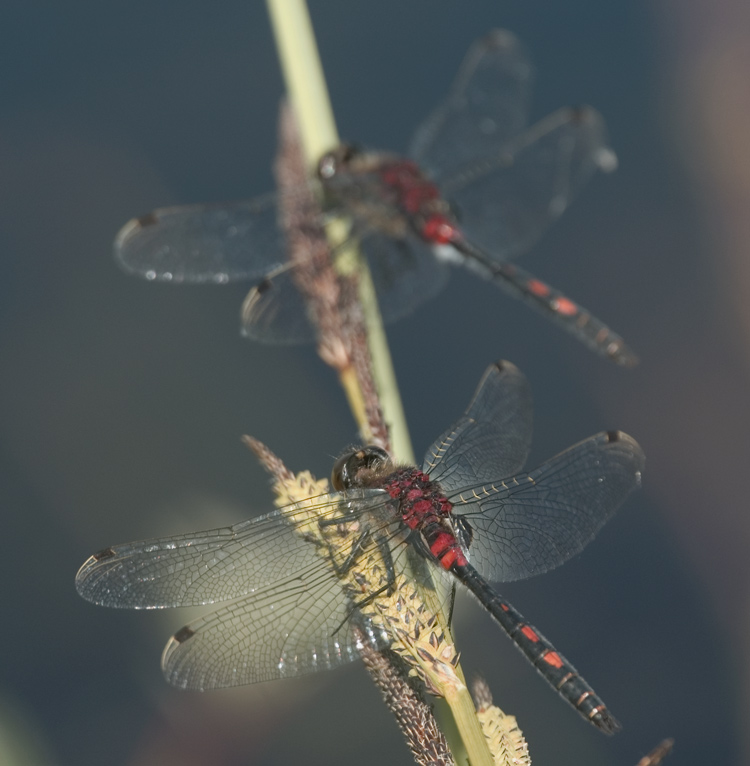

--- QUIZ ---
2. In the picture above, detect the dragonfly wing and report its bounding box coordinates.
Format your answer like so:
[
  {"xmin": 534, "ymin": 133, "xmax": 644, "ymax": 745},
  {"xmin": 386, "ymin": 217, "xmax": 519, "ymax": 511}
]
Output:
[
  {"xmin": 75, "ymin": 490, "xmax": 387, "ymax": 608},
  {"xmin": 161, "ymin": 557, "xmax": 389, "ymax": 690},
  {"xmin": 161, "ymin": 523, "xmax": 453, "ymax": 690},
  {"xmin": 239, "ymin": 231, "xmax": 449, "ymax": 343},
  {"xmin": 410, "ymin": 29, "xmax": 533, "ymax": 180},
  {"xmin": 114, "ymin": 195, "xmax": 287, "ymax": 283},
  {"xmin": 449, "ymin": 430, "xmax": 644, "ymax": 582},
  {"xmin": 423, "ymin": 361, "xmax": 533, "ymax": 490},
  {"xmin": 440, "ymin": 106, "xmax": 616, "ymax": 261},
  {"xmin": 240, "ymin": 263, "xmax": 318, "ymax": 344},
  {"xmin": 363, "ymin": 231, "xmax": 450, "ymax": 322}
]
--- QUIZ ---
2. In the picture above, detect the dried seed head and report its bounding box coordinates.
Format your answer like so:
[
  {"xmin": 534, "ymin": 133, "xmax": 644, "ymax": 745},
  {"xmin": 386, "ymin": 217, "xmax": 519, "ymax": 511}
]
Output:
[{"xmin": 263, "ymin": 464, "xmax": 461, "ymax": 698}]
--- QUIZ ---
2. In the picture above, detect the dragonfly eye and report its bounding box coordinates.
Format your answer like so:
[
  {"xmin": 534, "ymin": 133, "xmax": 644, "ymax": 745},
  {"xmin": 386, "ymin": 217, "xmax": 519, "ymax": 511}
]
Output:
[
  {"xmin": 331, "ymin": 446, "xmax": 391, "ymax": 491},
  {"xmin": 339, "ymin": 143, "xmax": 359, "ymax": 164}
]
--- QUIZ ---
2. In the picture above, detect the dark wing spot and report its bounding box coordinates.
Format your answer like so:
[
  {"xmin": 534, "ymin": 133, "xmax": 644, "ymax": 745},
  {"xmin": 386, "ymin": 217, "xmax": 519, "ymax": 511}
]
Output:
[
  {"xmin": 136, "ymin": 212, "xmax": 158, "ymax": 229},
  {"xmin": 569, "ymin": 105, "xmax": 590, "ymax": 124},
  {"xmin": 256, "ymin": 277, "xmax": 273, "ymax": 295},
  {"xmin": 92, "ymin": 547, "xmax": 116, "ymax": 562},
  {"xmin": 605, "ymin": 431, "xmax": 621, "ymax": 443},
  {"xmin": 173, "ymin": 626, "xmax": 196, "ymax": 644}
]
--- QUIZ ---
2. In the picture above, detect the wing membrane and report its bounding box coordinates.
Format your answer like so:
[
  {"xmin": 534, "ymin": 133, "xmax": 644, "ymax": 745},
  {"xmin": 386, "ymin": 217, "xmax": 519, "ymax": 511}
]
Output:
[
  {"xmin": 450, "ymin": 431, "xmax": 644, "ymax": 582},
  {"xmin": 240, "ymin": 262, "xmax": 318, "ymax": 344},
  {"xmin": 240, "ymin": 231, "xmax": 449, "ymax": 343},
  {"xmin": 424, "ymin": 360, "xmax": 533, "ymax": 490},
  {"xmin": 114, "ymin": 196, "xmax": 287, "ymax": 283},
  {"xmin": 440, "ymin": 106, "xmax": 616, "ymax": 261},
  {"xmin": 160, "ymin": 524, "xmax": 452, "ymax": 690},
  {"xmin": 161, "ymin": 556, "xmax": 384, "ymax": 690},
  {"xmin": 362, "ymin": 231, "xmax": 450, "ymax": 322},
  {"xmin": 75, "ymin": 490, "xmax": 387, "ymax": 608},
  {"xmin": 410, "ymin": 29, "xmax": 533, "ymax": 179}
]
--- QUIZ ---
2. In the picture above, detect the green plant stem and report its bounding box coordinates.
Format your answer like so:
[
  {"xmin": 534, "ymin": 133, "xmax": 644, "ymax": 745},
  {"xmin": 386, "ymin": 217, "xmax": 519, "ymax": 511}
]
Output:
[{"xmin": 265, "ymin": 0, "xmax": 414, "ymax": 464}]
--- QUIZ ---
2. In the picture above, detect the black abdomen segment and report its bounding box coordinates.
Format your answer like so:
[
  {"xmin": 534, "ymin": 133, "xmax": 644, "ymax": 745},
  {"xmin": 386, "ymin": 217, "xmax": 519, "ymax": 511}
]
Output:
[
  {"xmin": 453, "ymin": 237, "xmax": 638, "ymax": 368},
  {"xmin": 453, "ymin": 562, "xmax": 620, "ymax": 734}
]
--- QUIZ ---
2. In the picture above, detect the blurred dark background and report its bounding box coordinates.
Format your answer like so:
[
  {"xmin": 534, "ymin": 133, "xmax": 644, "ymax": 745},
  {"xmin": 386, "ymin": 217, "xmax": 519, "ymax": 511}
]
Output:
[{"xmin": 2, "ymin": 1, "xmax": 749, "ymax": 764}]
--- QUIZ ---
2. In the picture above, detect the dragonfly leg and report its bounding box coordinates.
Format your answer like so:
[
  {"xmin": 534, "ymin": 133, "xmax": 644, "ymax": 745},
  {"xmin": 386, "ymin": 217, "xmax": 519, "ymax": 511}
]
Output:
[{"xmin": 329, "ymin": 528, "xmax": 374, "ymax": 578}]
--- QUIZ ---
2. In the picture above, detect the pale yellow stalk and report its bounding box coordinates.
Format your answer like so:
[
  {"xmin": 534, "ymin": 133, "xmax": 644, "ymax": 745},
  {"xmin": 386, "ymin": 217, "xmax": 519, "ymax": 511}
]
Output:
[{"xmin": 265, "ymin": 0, "xmax": 414, "ymax": 463}]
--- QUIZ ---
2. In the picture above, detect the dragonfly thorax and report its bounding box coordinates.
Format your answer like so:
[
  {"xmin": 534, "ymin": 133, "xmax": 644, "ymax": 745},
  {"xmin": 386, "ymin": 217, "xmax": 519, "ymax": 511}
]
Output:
[
  {"xmin": 318, "ymin": 144, "xmax": 456, "ymax": 240},
  {"xmin": 380, "ymin": 467, "xmax": 468, "ymax": 570},
  {"xmin": 330, "ymin": 447, "xmax": 466, "ymax": 569}
]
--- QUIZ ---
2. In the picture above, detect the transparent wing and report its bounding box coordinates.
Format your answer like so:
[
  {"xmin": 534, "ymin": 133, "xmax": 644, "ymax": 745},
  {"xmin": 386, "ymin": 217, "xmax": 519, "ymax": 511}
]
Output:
[
  {"xmin": 114, "ymin": 195, "xmax": 288, "ymax": 284},
  {"xmin": 423, "ymin": 360, "xmax": 533, "ymax": 490},
  {"xmin": 240, "ymin": 263, "xmax": 318, "ymax": 345},
  {"xmin": 363, "ymin": 231, "xmax": 450, "ymax": 322},
  {"xmin": 410, "ymin": 29, "xmax": 533, "ymax": 180},
  {"xmin": 160, "ymin": 556, "xmax": 386, "ymax": 690},
  {"xmin": 440, "ymin": 106, "xmax": 616, "ymax": 261},
  {"xmin": 239, "ymin": 231, "xmax": 449, "ymax": 344},
  {"xmin": 160, "ymin": 525, "xmax": 452, "ymax": 691},
  {"xmin": 449, "ymin": 431, "xmax": 644, "ymax": 582},
  {"xmin": 75, "ymin": 489, "xmax": 387, "ymax": 609}
]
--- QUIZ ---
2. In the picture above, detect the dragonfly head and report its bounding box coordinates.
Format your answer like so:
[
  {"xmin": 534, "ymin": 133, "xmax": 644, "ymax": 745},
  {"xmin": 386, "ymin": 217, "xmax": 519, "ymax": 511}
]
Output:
[{"xmin": 331, "ymin": 445, "xmax": 392, "ymax": 491}]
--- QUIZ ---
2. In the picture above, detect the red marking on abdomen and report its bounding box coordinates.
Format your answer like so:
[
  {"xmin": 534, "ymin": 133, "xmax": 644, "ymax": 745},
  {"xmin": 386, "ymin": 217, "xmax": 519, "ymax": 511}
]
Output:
[
  {"xmin": 552, "ymin": 296, "xmax": 578, "ymax": 316},
  {"xmin": 527, "ymin": 278, "xmax": 551, "ymax": 298},
  {"xmin": 439, "ymin": 546, "xmax": 468, "ymax": 569},
  {"xmin": 542, "ymin": 651, "xmax": 564, "ymax": 668},
  {"xmin": 439, "ymin": 548, "xmax": 458, "ymax": 568},
  {"xmin": 430, "ymin": 532, "xmax": 454, "ymax": 557},
  {"xmin": 422, "ymin": 214, "xmax": 456, "ymax": 244},
  {"xmin": 521, "ymin": 625, "xmax": 540, "ymax": 642}
]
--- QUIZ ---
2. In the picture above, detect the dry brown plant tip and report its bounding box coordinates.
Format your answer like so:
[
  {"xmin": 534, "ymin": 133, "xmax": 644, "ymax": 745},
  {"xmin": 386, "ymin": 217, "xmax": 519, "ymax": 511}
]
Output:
[
  {"xmin": 635, "ymin": 738, "xmax": 674, "ymax": 766},
  {"xmin": 241, "ymin": 434, "xmax": 295, "ymax": 484},
  {"xmin": 265, "ymin": 102, "xmax": 389, "ymax": 449},
  {"xmin": 356, "ymin": 627, "xmax": 455, "ymax": 766}
]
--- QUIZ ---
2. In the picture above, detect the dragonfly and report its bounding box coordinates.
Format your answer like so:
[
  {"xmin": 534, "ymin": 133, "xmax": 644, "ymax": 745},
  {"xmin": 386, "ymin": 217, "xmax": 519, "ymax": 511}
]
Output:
[
  {"xmin": 76, "ymin": 360, "xmax": 645, "ymax": 732},
  {"xmin": 114, "ymin": 30, "xmax": 636, "ymax": 366}
]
